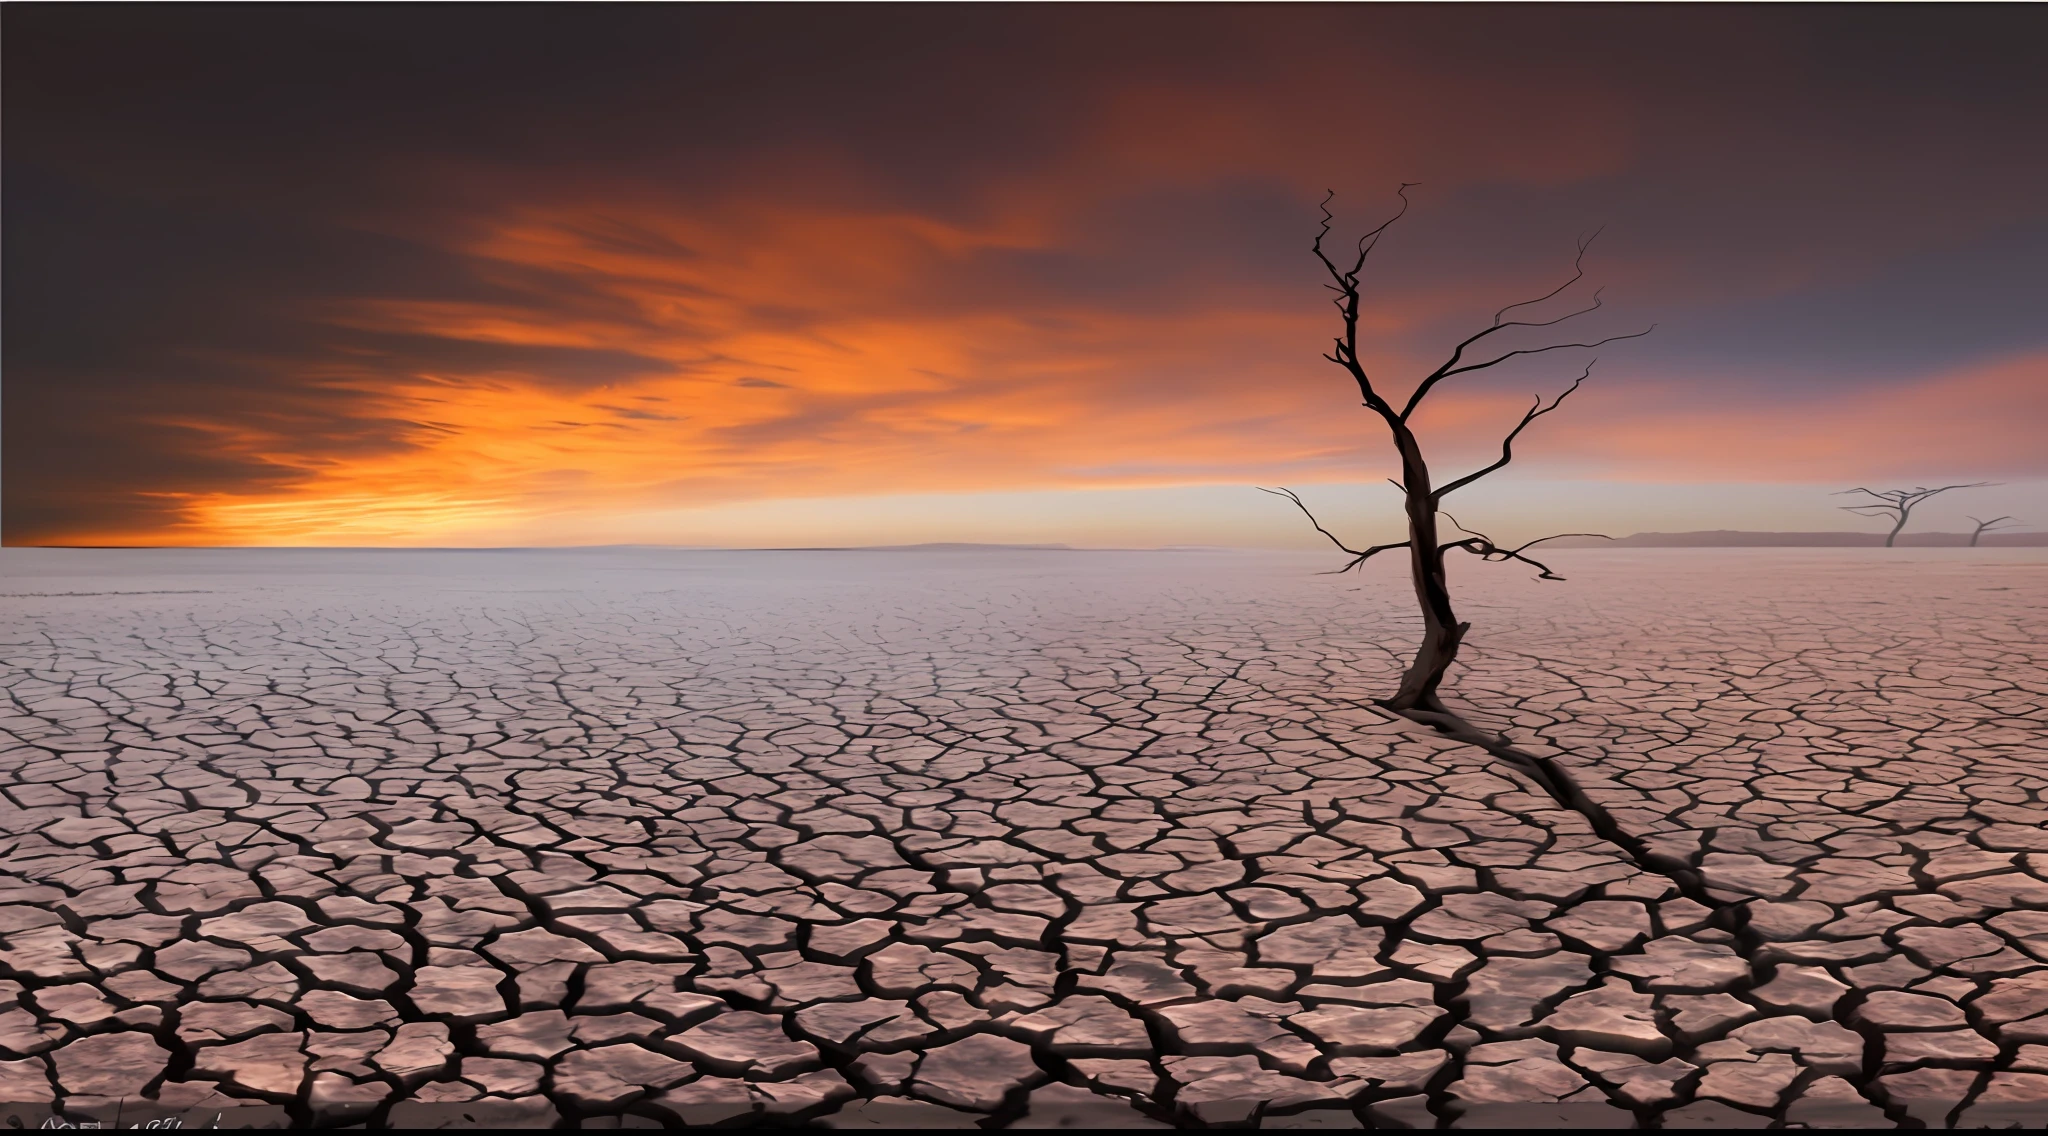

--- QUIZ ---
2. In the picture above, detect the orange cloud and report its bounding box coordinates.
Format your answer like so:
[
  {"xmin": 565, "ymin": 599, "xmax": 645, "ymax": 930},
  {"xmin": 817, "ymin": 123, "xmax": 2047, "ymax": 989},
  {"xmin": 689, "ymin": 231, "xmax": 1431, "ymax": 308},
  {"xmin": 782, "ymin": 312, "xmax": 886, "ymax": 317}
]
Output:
[
  {"xmin": 13, "ymin": 7, "xmax": 2046, "ymax": 547},
  {"xmin": 138, "ymin": 199, "xmax": 1338, "ymax": 544},
  {"xmin": 128, "ymin": 180, "xmax": 2044, "ymax": 548}
]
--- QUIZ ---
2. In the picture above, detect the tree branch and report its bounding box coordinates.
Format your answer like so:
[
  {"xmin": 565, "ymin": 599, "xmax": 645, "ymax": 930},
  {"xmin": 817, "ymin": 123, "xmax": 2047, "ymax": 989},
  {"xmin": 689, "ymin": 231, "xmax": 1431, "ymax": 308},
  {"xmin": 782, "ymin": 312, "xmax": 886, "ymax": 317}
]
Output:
[
  {"xmin": 1397, "ymin": 227, "xmax": 1650, "ymax": 420},
  {"xmin": 1404, "ymin": 298, "xmax": 1605, "ymax": 419},
  {"xmin": 1833, "ymin": 482, "xmax": 1996, "ymax": 520},
  {"xmin": 1434, "ymin": 512, "xmax": 1608, "ymax": 580},
  {"xmin": 1328, "ymin": 542, "xmax": 1413, "ymax": 575},
  {"xmin": 1315, "ymin": 188, "xmax": 1417, "ymax": 427},
  {"xmin": 1495, "ymin": 228, "xmax": 1602, "ymax": 323},
  {"xmin": 1403, "ymin": 327, "xmax": 1654, "ymax": 422},
  {"xmin": 1433, "ymin": 364, "xmax": 1593, "ymax": 502},
  {"xmin": 1258, "ymin": 486, "xmax": 1410, "ymax": 574},
  {"xmin": 1834, "ymin": 482, "xmax": 1995, "ymax": 506},
  {"xmin": 1314, "ymin": 186, "xmax": 1415, "ymax": 287},
  {"xmin": 1260, "ymin": 486, "xmax": 1361, "ymax": 555},
  {"xmin": 1509, "ymin": 532, "xmax": 1611, "ymax": 556}
]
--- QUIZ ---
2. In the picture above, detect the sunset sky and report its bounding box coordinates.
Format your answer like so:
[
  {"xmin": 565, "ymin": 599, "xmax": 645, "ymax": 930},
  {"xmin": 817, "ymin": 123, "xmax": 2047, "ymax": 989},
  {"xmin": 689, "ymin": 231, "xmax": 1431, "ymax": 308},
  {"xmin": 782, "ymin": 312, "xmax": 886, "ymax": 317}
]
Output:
[{"xmin": 5, "ymin": 6, "xmax": 2044, "ymax": 548}]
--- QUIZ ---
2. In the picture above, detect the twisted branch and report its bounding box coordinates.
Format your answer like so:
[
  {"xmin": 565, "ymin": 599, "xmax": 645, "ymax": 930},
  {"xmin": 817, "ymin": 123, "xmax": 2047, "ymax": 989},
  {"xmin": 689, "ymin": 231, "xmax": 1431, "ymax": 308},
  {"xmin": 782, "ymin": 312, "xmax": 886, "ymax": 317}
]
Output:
[
  {"xmin": 1314, "ymin": 186, "xmax": 1415, "ymax": 424},
  {"xmin": 1434, "ymin": 363, "xmax": 1593, "ymax": 502},
  {"xmin": 1835, "ymin": 483, "xmax": 1993, "ymax": 509},
  {"xmin": 1399, "ymin": 229, "xmax": 1652, "ymax": 421},
  {"xmin": 1258, "ymin": 487, "xmax": 1410, "ymax": 573},
  {"xmin": 1436, "ymin": 512, "xmax": 1609, "ymax": 580}
]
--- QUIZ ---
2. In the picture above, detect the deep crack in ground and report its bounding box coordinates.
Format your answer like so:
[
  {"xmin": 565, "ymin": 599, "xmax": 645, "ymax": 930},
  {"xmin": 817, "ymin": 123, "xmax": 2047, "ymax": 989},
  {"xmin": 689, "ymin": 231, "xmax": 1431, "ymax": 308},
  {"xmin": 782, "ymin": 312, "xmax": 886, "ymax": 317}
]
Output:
[{"xmin": 1, "ymin": 546, "xmax": 2044, "ymax": 1129}]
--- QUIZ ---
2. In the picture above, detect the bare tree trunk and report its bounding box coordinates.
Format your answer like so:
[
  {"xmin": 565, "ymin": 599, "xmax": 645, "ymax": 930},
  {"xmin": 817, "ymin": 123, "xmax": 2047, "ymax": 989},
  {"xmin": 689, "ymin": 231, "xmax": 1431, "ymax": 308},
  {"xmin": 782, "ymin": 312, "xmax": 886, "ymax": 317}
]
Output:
[
  {"xmin": 1386, "ymin": 436, "xmax": 1466, "ymax": 713},
  {"xmin": 1968, "ymin": 516, "xmax": 2015, "ymax": 547},
  {"xmin": 1886, "ymin": 512, "xmax": 1907, "ymax": 547}
]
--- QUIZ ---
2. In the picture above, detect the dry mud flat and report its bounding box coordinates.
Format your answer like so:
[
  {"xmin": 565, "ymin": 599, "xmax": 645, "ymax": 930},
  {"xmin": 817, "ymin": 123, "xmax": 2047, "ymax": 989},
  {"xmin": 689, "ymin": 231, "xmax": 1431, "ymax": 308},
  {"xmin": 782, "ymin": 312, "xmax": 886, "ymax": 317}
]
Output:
[{"xmin": 0, "ymin": 546, "xmax": 2044, "ymax": 1129}]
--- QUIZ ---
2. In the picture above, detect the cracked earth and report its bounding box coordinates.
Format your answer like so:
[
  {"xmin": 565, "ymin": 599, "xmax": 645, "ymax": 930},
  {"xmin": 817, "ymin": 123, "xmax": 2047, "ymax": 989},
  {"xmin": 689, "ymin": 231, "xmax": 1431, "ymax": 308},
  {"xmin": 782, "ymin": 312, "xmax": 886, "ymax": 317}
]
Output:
[{"xmin": 1, "ymin": 547, "xmax": 2044, "ymax": 1129}]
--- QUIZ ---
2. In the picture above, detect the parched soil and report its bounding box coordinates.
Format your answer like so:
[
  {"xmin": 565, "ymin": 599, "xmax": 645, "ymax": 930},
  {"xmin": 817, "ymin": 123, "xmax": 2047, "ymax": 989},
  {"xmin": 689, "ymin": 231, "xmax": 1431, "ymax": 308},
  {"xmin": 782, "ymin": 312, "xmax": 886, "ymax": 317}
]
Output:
[{"xmin": 1, "ymin": 547, "xmax": 2043, "ymax": 1128}]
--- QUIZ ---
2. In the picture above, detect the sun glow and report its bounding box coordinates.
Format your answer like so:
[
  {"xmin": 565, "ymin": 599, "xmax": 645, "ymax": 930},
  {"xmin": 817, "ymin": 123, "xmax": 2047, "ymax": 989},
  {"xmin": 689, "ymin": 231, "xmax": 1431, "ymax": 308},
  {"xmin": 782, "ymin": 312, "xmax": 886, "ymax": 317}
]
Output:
[{"xmin": 57, "ymin": 197, "xmax": 2046, "ymax": 549}]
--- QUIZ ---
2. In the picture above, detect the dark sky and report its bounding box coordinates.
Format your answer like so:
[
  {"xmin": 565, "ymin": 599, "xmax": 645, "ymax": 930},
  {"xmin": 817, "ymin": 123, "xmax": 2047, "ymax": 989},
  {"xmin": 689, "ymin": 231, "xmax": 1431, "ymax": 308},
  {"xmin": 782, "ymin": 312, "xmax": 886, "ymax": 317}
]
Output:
[{"xmin": 6, "ymin": 5, "xmax": 2045, "ymax": 546}]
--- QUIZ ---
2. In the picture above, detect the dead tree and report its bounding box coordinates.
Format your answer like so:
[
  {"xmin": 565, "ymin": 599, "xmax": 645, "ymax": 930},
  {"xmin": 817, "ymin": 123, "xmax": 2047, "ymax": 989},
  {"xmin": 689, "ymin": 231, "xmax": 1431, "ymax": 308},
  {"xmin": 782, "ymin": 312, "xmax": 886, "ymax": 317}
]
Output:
[
  {"xmin": 1967, "ymin": 515, "xmax": 2017, "ymax": 547},
  {"xmin": 1262, "ymin": 188, "xmax": 1647, "ymax": 790},
  {"xmin": 1834, "ymin": 483, "xmax": 1993, "ymax": 547}
]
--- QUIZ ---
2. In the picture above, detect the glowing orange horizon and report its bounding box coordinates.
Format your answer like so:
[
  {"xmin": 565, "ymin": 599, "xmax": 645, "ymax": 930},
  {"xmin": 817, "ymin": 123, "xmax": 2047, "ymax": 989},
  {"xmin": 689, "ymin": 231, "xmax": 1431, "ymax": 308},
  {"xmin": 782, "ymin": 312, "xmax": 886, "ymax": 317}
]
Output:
[{"xmin": 48, "ymin": 199, "xmax": 2048, "ymax": 549}]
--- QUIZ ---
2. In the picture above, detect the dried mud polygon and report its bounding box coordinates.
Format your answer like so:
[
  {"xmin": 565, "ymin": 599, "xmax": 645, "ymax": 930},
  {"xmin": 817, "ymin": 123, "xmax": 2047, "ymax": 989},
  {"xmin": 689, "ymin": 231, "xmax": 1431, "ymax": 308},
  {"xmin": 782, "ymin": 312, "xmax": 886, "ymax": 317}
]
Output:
[{"xmin": 1, "ymin": 547, "xmax": 2043, "ymax": 1128}]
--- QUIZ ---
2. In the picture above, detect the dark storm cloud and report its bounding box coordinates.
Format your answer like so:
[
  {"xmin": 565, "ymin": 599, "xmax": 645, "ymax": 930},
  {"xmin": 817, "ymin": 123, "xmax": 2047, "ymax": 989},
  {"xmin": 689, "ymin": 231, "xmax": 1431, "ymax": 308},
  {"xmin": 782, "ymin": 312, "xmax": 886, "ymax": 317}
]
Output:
[
  {"xmin": 1646, "ymin": 221, "xmax": 2048, "ymax": 381},
  {"xmin": 2, "ymin": 164, "xmax": 673, "ymax": 539},
  {"xmin": 5, "ymin": 5, "xmax": 2046, "ymax": 543}
]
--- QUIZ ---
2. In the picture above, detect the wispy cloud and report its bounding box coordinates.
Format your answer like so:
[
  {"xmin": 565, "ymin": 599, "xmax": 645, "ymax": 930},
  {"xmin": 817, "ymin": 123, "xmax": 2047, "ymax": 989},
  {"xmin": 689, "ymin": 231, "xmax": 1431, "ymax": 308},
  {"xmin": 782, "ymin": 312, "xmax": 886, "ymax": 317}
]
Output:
[{"xmin": 6, "ymin": 7, "xmax": 2044, "ymax": 544}]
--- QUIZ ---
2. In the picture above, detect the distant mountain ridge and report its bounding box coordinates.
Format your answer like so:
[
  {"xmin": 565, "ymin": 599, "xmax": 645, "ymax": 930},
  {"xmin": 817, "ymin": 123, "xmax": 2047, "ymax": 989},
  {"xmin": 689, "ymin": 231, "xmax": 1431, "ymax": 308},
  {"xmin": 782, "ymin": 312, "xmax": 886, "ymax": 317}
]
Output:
[
  {"xmin": 760, "ymin": 542, "xmax": 1078, "ymax": 552},
  {"xmin": 857, "ymin": 542, "xmax": 1074, "ymax": 551},
  {"xmin": 1545, "ymin": 530, "xmax": 2048, "ymax": 548}
]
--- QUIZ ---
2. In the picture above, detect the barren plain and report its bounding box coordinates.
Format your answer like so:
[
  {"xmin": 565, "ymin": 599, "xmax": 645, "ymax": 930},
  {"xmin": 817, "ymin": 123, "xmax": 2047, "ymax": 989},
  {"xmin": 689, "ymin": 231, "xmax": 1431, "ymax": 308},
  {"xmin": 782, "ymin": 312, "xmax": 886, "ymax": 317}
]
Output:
[{"xmin": 1, "ymin": 546, "xmax": 2044, "ymax": 1129}]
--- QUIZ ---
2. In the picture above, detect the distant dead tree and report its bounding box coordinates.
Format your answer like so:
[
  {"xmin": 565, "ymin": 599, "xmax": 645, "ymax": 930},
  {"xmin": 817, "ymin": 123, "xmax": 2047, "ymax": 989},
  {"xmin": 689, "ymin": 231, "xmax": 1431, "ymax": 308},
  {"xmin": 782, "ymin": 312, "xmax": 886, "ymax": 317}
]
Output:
[
  {"xmin": 1262, "ymin": 188, "xmax": 1648, "ymax": 797},
  {"xmin": 1834, "ymin": 483, "xmax": 1994, "ymax": 547},
  {"xmin": 1967, "ymin": 515, "xmax": 2018, "ymax": 547}
]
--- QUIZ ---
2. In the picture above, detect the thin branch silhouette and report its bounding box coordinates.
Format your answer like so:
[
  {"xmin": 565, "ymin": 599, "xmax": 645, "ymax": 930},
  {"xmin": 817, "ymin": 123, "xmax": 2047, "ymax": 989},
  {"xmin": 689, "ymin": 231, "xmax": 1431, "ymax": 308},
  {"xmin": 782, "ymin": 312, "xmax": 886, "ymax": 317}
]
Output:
[
  {"xmin": 1434, "ymin": 364, "xmax": 1592, "ymax": 501},
  {"xmin": 1437, "ymin": 511, "xmax": 1610, "ymax": 580},
  {"xmin": 1257, "ymin": 487, "xmax": 1409, "ymax": 573}
]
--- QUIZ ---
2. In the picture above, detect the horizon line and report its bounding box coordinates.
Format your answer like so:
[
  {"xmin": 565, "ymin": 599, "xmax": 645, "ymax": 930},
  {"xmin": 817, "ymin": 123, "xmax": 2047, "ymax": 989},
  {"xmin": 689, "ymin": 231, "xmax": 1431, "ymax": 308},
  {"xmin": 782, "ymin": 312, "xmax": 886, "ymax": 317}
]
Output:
[{"xmin": 7, "ymin": 529, "xmax": 2046, "ymax": 553}]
